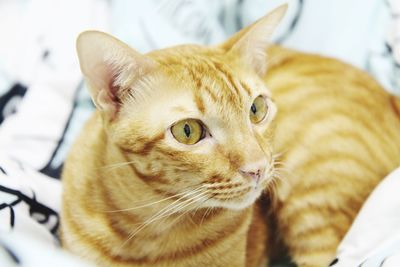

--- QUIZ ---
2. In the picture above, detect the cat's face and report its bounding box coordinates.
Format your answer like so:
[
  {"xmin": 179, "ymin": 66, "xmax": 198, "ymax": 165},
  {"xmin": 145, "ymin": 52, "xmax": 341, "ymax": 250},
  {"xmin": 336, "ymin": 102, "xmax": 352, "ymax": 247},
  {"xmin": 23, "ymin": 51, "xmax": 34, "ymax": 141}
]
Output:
[
  {"xmin": 77, "ymin": 5, "xmax": 287, "ymax": 210},
  {"xmin": 112, "ymin": 47, "xmax": 278, "ymax": 210}
]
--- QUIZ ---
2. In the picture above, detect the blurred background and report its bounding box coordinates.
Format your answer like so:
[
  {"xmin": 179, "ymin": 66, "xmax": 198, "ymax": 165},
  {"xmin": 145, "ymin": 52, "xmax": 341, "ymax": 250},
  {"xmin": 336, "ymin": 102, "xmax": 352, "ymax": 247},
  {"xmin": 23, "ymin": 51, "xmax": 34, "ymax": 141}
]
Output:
[{"xmin": 0, "ymin": 0, "xmax": 398, "ymax": 177}]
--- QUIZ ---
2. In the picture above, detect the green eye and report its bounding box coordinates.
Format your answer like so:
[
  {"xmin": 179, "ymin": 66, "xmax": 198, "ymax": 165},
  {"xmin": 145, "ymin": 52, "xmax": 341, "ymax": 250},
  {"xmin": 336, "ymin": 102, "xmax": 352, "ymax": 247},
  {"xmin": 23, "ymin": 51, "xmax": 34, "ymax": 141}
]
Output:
[
  {"xmin": 171, "ymin": 119, "xmax": 205, "ymax": 145},
  {"xmin": 250, "ymin": 96, "xmax": 268, "ymax": 124}
]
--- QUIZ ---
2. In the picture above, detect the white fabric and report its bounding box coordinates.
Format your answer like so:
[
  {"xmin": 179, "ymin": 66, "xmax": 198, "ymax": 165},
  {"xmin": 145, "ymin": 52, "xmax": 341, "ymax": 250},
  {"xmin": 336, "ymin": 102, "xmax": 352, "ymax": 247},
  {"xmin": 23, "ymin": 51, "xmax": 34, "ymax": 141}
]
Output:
[
  {"xmin": 0, "ymin": 231, "xmax": 94, "ymax": 267},
  {"xmin": 334, "ymin": 168, "xmax": 400, "ymax": 267}
]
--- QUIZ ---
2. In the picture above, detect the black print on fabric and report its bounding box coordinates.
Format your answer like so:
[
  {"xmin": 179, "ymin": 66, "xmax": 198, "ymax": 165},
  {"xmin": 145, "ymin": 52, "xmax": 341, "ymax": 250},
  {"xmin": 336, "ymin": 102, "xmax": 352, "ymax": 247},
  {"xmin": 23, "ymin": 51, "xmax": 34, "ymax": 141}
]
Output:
[
  {"xmin": 0, "ymin": 185, "xmax": 59, "ymax": 234},
  {"xmin": 385, "ymin": 0, "xmax": 400, "ymax": 91},
  {"xmin": 276, "ymin": 0, "xmax": 304, "ymax": 44},
  {"xmin": 329, "ymin": 258, "xmax": 339, "ymax": 266},
  {"xmin": 40, "ymin": 81, "xmax": 83, "ymax": 179},
  {"xmin": 0, "ymin": 165, "xmax": 6, "ymax": 174},
  {"xmin": 0, "ymin": 83, "xmax": 27, "ymax": 125},
  {"xmin": 0, "ymin": 241, "xmax": 21, "ymax": 265}
]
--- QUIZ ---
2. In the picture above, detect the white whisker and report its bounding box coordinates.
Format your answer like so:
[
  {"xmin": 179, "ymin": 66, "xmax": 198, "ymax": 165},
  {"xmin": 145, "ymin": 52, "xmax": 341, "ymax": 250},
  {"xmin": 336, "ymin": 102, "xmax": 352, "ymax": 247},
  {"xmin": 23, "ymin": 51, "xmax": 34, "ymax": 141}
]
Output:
[
  {"xmin": 105, "ymin": 187, "xmax": 203, "ymax": 213},
  {"xmin": 118, "ymin": 188, "xmax": 209, "ymax": 251}
]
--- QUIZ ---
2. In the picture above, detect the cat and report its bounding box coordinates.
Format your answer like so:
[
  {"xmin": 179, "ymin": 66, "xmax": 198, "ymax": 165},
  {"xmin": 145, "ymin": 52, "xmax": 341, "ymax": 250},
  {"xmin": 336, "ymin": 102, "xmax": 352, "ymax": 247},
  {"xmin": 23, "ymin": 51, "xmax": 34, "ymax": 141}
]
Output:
[{"xmin": 60, "ymin": 4, "xmax": 400, "ymax": 267}]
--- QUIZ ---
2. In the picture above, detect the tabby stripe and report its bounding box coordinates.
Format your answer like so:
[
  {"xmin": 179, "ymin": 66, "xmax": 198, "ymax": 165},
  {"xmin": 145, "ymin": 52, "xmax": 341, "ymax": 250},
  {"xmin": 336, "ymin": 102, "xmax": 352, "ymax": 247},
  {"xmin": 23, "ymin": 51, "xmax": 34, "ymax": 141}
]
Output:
[
  {"xmin": 96, "ymin": 176, "xmax": 141, "ymax": 240},
  {"xmin": 202, "ymin": 85, "xmax": 219, "ymax": 103},
  {"xmin": 311, "ymin": 130, "xmax": 392, "ymax": 170},
  {"xmin": 277, "ymin": 87, "xmax": 378, "ymax": 114},
  {"xmin": 390, "ymin": 95, "xmax": 400, "ymax": 119},
  {"xmin": 129, "ymin": 162, "xmax": 168, "ymax": 185},
  {"xmin": 285, "ymin": 207, "xmax": 353, "ymax": 239},
  {"xmin": 281, "ymin": 180, "xmax": 363, "ymax": 214},
  {"xmin": 281, "ymin": 197, "xmax": 361, "ymax": 237},
  {"xmin": 213, "ymin": 62, "xmax": 240, "ymax": 97},
  {"xmin": 187, "ymin": 68, "xmax": 207, "ymax": 114},
  {"xmin": 278, "ymin": 109, "xmax": 393, "ymax": 160},
  {"xmin": 194, "ymin": 92, "xmax": 206, "ymax": 114},
  {"xmin": 188, "ymin": 64, "xmax": 219, "ymax": 109},
  {"xmin": 279, "ymin": 91, "xmax": 400, "ymax": 150},
  {"xmin": 127, "ymin": 133, "xmax": 165, "ymax": 156},
  {"xmin": 297, "ymin": 152, "xmax": 377, "ymax": 177},
  {"xmin": 239, "ymin": 81, "xmax": 252, "ymax": 96},
  {"xmin": 209, "ymin": 61, "xmax": 245, "ymax": 107},
  {"xmin": 293, "ymin": 228, "xmax": 339, "ymax": 251}
]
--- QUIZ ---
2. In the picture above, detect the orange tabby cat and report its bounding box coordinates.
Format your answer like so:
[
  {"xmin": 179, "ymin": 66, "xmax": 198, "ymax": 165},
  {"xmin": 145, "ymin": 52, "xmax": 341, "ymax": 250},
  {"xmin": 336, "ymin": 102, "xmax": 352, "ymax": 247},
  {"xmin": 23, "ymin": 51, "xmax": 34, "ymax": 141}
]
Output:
[{"xmin": 61, "ymin": 4, "xmax": 400, "ymax": 267}]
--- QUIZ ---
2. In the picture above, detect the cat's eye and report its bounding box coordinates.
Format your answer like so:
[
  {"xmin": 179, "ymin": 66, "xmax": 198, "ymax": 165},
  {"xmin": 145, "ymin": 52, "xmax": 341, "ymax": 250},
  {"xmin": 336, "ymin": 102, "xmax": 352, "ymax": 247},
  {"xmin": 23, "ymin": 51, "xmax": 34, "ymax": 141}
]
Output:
[
  {"xmin": 250, "ymin": 95, "xmax": 268, "ymax": 124},
  {"xmin": 171, "ymin": 119, "xmax": 205, "ymax": 145}
]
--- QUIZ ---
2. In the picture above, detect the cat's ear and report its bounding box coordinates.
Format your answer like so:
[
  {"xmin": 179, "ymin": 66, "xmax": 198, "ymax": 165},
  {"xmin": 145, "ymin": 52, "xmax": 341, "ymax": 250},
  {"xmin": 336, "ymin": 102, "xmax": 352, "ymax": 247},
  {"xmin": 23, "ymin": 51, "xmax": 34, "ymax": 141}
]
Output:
[
  {"xmin": 220, "ymin": 4, "xmax": 287, "ymax": 75},
  {"xmin": 76, "ymin": 31, "xmax": 157, "ymax": 120}
]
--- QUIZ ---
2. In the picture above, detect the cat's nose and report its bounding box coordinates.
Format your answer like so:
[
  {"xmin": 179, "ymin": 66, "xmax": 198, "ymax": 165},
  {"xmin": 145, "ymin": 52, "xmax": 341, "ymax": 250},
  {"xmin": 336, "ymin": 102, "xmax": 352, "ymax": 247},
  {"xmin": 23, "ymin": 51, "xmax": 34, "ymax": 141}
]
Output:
[{"xmin": 239, "ymin": 160, "xmax": 267, "ymax": 183}]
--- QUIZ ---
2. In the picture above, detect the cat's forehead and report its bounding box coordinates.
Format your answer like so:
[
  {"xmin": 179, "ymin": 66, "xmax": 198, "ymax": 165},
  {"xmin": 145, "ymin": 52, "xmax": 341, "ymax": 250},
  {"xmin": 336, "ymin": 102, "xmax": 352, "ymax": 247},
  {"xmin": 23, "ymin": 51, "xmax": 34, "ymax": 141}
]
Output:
[
  {"xmin": 140, "ymin": 45, "xmax": 271, "ymax": 127},
  {"xmin": 150, "ymin": 46, "xmax": 268, "ymax": 102}
]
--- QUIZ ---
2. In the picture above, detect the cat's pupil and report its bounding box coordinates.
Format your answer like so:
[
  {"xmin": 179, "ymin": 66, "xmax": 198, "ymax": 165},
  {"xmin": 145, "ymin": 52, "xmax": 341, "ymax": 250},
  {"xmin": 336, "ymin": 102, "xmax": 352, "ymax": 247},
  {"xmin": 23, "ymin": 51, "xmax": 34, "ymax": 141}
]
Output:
[
  {"xmin": 184, "ymin": 123, "xmax": 191, "ymax": 137},
  {"xmin": 251, "ymin": 104, "xmax": 257, "ymax": 114}
]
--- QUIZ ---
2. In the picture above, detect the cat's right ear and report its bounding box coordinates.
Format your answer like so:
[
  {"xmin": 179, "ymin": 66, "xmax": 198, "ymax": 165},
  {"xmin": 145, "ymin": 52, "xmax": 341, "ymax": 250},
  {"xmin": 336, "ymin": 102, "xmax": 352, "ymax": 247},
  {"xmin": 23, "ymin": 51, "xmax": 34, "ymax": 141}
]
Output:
[
  {"xmin": 220, "ymin": 4, "xmax": 287, "ymax": 75},
  {"xmin": 76, "ymin": 31, "xmax": 157, "ymax": 120}
]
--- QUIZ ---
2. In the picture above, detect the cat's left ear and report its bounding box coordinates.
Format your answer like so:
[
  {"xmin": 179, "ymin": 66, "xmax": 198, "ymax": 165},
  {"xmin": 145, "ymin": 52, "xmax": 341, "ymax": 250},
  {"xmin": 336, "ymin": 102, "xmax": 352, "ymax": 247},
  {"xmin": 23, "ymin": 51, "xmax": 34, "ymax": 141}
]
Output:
[
  {"xmin": 220, "ymin": 4, "xmax": 287, "ymax": 75},
  {"xmin": 76, "ymin": 31, "xmax": 158, "ymax": 120}
]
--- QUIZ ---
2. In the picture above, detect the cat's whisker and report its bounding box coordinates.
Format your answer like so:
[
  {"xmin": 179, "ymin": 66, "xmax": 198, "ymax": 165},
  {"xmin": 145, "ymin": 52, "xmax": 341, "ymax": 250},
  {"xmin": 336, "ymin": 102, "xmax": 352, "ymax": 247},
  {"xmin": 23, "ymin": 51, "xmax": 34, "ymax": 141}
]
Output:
[
  {"xmin": 102, "ymin": 182, "xmax": 205, "ymax": 212},
  {"xmin": 264, "ymin": 179, "xmax": 279, "ymax": 209},
  {"xmin": 152, "ymin": 192, "xmax": 212, "ymax": 230},
  {"xmin": 126, "ymin": 188, "xmax": 207, "ymax": 226},
  {"xmin": 100, "ymin": 160, "xmax": 137, "ymax": 170},
  {"xmin": 144, "ymin": 190, "xmax": 210, "ymax": 226},
  {"xmin": 105, "ymin": 186, "xmax": 204, "ymax": 213},
  {"xmin": 196, "ymin": 197, "xmax": 216, "ymax": 226},
  {"xmin": 265, "ymin": 177, "xmax": 278, "ymax": 195},
  {"xmin": 270, "ymin": 172, "xmax": 289, "ymax": 187},
  {"xmin": 273, "ymin": 162, "xmax": 290, "ymax": 169},
  {"xmin": 120, "ymin": 195, "xmax": 207, "ymax": 250},
  {"xmin": 189, "ymin": 194, "xmax": 215, "ymax": 224},
  {"xmin": 170, "ymin": 195, "xmax": 211, "ymax": 226},
  {"xmin": 272, "ymin": 167, "xmax": 290, "ymax": 174},
  {"xmin": 190, "ymin": 196, "xmax": 207, "ymax": 219},
  {"xmin": 273, "ymin": 150, "xmax": 288, "ymax": 158},
  {"xmin": 200, "ymin": 205, "xmax": 214, "ymax": 226},
  {"xmin": 128, "ymin": 190, "xmax": 208, "ymax": 228},
  {"xmin": 118, "ymin": 189, "xmax": 210, "ymax": 251}
]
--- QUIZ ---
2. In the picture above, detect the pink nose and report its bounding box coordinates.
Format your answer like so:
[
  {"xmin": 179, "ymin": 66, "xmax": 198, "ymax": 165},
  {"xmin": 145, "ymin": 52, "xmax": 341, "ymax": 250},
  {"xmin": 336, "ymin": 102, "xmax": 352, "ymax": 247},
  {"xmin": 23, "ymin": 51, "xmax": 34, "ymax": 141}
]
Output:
[{"xmin": 239, "ymin": 165, "xmax": 266, "ymax": 183}]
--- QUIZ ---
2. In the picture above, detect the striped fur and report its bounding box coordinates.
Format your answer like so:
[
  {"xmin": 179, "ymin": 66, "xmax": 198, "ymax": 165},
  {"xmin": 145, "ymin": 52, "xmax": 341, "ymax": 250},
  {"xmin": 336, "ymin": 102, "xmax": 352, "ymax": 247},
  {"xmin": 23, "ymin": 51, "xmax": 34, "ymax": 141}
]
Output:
[
  {"xmin": 61, "ymin": 5, "xmax": 400, "ymax": 267},
  {"xmin": 264, "ymin": 46, "xmax": 400, "ymax": 266}
]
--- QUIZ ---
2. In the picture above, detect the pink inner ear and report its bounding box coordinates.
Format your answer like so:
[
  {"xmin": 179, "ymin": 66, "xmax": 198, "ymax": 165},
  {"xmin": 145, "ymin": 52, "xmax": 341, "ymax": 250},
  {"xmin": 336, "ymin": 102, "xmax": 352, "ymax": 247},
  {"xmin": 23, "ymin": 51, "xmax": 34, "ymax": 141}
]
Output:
[
  {"xmin": 92, "ymin": 64, "xmax": 122, "ymax": 119},
  {"xmin": 108, "ymin": 72, "xmax": 122, "ymax": 105}
]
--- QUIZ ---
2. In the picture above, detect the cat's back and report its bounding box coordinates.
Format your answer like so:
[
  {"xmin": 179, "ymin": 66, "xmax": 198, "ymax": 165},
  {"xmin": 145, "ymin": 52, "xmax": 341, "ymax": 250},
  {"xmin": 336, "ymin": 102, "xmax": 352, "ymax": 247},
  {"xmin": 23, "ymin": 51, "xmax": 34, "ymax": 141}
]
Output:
[{"xmin": 264, "ymin": 46, "xmax": 400, "ymax": 178}]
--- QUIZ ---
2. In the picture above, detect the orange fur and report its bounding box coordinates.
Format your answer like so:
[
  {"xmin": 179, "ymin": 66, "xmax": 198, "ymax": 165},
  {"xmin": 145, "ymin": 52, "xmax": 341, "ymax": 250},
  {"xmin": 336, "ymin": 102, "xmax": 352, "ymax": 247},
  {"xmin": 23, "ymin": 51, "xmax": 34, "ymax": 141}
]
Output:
[
  {"xmin": 264, "ymin": 46, "xmax": 400, "ymax": 266},
  {"xmin": 61, "ymin": 4, "xmax": 400, "ymax": 267}
]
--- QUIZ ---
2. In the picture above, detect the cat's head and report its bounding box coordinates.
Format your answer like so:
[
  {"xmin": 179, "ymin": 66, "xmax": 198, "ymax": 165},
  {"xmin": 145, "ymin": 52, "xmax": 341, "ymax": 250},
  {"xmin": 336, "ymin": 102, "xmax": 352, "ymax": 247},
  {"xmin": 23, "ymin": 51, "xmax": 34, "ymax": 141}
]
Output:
[{"xmin": 77, "ymin": 5, "xmax": 287, "ymax": 210}]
